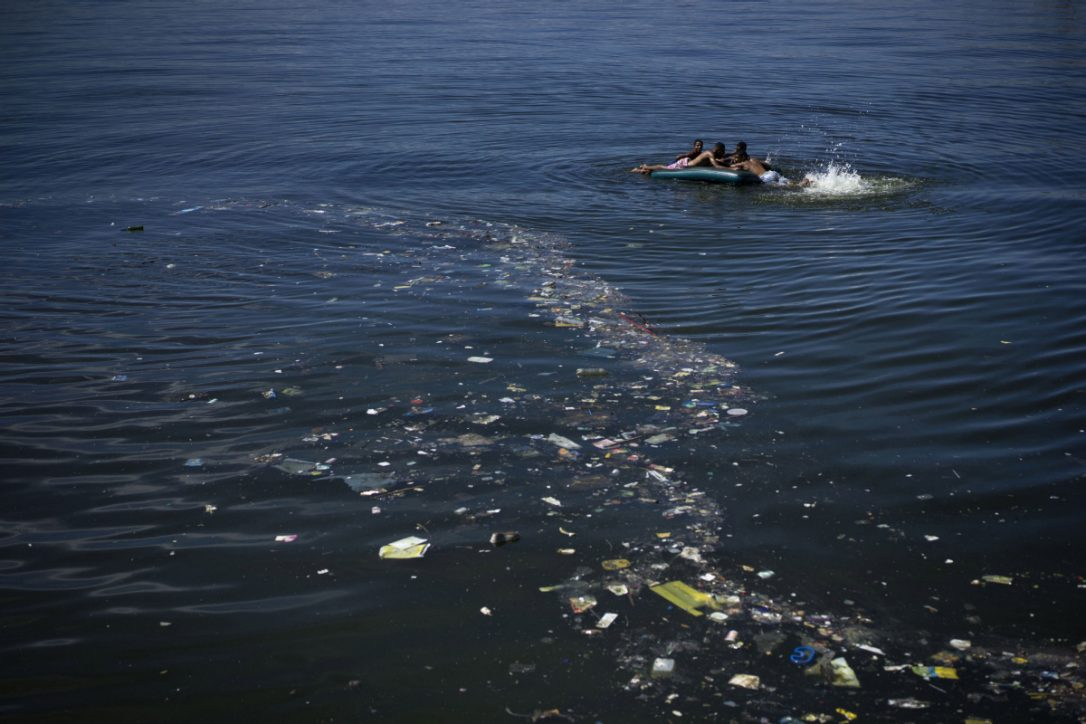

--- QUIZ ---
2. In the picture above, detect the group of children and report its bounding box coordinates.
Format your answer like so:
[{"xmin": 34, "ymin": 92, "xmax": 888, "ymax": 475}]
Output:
[{"xmin": 630, "ymin": 139, "xmax": 808, "ymax": 187}]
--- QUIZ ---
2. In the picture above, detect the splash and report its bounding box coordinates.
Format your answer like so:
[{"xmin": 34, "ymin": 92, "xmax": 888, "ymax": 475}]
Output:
[{"xmin": 801, "ymin": 161, "xmax": 872, "ymax": 195}]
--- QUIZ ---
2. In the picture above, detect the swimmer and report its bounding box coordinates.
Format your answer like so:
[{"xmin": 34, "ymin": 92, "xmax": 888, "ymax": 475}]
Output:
[
  {"xmin": 715, "ymin": 141, "xmax": 810, "ymax": 187},
  {"xmin": 631, "ymin": 140, "xmax": 730, "ymax": 174},
  {"xmin": 630, "ymin": 138, "xmax": 704, "ymax": 174}
]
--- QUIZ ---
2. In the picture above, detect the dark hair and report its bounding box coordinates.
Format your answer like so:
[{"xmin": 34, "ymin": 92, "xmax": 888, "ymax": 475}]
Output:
[
  {"xmin": 712, "ymin": 142, "xmax": 727, "ymax": 157},
  {"xmin": 735, "ymin": 141, "xmax": 747, "ymax": 151}
]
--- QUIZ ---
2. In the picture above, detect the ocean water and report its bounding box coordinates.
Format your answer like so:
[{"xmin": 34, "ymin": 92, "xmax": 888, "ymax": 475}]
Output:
[{"xmin": 2, "ymin": 1, "xmax": 1086, "ymax": 721}]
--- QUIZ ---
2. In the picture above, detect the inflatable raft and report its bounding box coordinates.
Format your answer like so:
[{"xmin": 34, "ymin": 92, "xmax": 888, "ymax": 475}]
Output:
[{"xmin": 650, "ymin": 167, "xmax": 761, "ymax": 185}]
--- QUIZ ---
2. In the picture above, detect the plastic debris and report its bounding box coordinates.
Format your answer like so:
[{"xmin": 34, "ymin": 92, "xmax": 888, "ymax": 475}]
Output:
[
  {"xmin": 466, "ymin": 356, "xmax": 493, "ymax": 363},
  {"xmin": 274, "ymin": 534, "xmax": 297, "ymax": 543},
  {"xmin": 606, "ymin": 583, "xmax": 629, "ymax": 596},
  {"xmin": 596, "ymin": 612, "xmax": 618, "ymax": 629},
  {"xmin": 980, "ymin": 574, "xmax": 1013, "ymax": 585},
  {"xmin": 489, "ymin": 531, "xmax": 520, "ymax": 547},
  {"xmin": 569, "ymin": 595, "xmax": 597, "ymax": 614},
  {"xmin": 790, "ymin": 646, "xmax": 816, "ymax": 665},
  {"xmin": 888, "ymin": 698, "xmax": 930, "ymax": 709},
  {"xmin": 480, "ymin": 607, "xmax": 493, "ymax": 616},
  {"xmin": 949, "ymin": 638, "xmax": 972, "ymax": 651},
  {"xmin": 378, "ymin": 536, "xmax": 430, "ymax": 559},
  {"xmin": 274, "ymin": 458, "xmax": 331, "ymax": 477},
  {"xmin": 679, "ymin": 547, "xmax": 703, "ymax": 563},
  {"xmin": 830, "ymin": 657, "xmax": 861, "ymax": 688},
  {"xmin": 541, "ymin": 496, "xmax": 562, "ymax": 507},
  {"xmin": 343, "ymin": 472, "xmax": 395, "ymax": 492},
  {"xmin": 728, "ymin": 674, "xmax": 761, "ymax": 689},
  {"xmin": 651, "ymin": 658, "xmax": 675, "ymax": 679},
  {"xmin": 545, "ymin": 433, "xmax": 581, "ymax": 450},
  {"xmin": 649, "ymin": 580, "xmax": 719, "ymax": 617},
  {"xmin": 601, "ymin": 558, "xmax": 631, "ymax": 571},
  {"xmin": 911, "ymin": 665, "xmax": 958, "ymax": 680}
]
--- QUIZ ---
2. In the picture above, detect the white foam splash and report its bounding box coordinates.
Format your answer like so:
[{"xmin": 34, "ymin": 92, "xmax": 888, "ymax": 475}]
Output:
[{"xmin": 800, "ymin": 162, "xmax": 872, "ymax": 196}]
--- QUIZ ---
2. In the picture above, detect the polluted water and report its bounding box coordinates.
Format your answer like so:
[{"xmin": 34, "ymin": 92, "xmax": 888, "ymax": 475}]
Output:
[{"xmin": 52, "ymin": 198, "xmax": 1086, "ymax": 722}]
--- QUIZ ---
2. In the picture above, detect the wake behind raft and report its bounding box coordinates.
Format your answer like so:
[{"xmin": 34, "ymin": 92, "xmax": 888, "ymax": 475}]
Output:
[{"xmin": 650, "ymin": 167, "xmax": 761, "ymax": 185}]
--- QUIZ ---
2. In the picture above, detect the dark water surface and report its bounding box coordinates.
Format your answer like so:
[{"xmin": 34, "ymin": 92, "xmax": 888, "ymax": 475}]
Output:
[{"xmin": 3, "ymin": 1, "xmax": 1086, "ymax": 722}]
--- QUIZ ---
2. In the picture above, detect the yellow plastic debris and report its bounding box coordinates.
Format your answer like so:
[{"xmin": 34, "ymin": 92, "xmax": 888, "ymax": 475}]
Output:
[
  {"xmin": 649, "ymin": 581, "xmax": 719, "ymax": 617},
  {"xmin": 835, "ymin": 708, "xmax": 858, "ymax": 721},
  {"xmin": 378, "ymin": 536, "xmax": 430, "ymax": 560},
  {"xmin": 911, "ymin": 665, "xmax": 959, "ymax": 680},
  {"xmin": 601, "ymin": 558, "xmax": 631, "ymax": 571}
]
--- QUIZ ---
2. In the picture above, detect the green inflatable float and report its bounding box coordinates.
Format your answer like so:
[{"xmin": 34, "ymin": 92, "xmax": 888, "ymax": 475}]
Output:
[{"xmin": 650, "ymin": 167, "xmax": 761, "ymax": 185}]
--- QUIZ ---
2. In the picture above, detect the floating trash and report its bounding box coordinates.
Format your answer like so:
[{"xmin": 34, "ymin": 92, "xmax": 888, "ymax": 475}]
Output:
[
  {"xmin": 790, "ymin": 645, "xmax": 816, "ymax": 665},
  {"xmin": 342, "ymin": 473, "xmax": 395, "ymax": 492},
  {"xmin": 489, "ymin": 531, "xmax": 520, "ymax": 547},
  {"xmin": 649, "ymin": 581, "xmax": 719, "ymax": 617},
  {"xmin": 728, "ymin": 674, "xmax": 761, "ymax": 690},
  {"xmin": 888, "ymin": 698, "xmax": 930, "ymax": 709},
  {"xmin": 378, "ymin": 536, "xmax": 430, "ymax": 560},
  {"xmin": 569, "ymin": 595, "xmax": 597, "ymax": 614},
  {"xmin": 911, "ymin": 665, "xmax": 958, "ymax": 681},
  {"xmin": 545, "ymin": 433, "xmax": 581, "ymax": 450},
  {"xmin": 980, "ymin": 574, "xmax": 1013, "ymax": 585},
  {"xmin": 601, "ymin": 559, "xmax": 630, "ymax": 571},
  {"xmin": 830, "ymin": 657, "xmax": 861, "ymax": 688},
  {"xmin": 651, "ymin": 658, "xmax": 675, "ymax": 679}
]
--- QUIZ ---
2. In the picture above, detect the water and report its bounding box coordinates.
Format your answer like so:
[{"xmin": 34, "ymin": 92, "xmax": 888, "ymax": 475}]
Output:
[{"xmin": 3, "ymin": 0, "xmax": 1086, "ymax": 721}]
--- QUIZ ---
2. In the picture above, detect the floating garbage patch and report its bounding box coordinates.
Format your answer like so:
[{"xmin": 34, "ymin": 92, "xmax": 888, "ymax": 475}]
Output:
[{"xmin": 185, "ymin": 199, "xmax": 1085, "ymax": 722}]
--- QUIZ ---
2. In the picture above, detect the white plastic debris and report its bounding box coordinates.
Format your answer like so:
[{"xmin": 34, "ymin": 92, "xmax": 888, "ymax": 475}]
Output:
[
  {"xmin": 545, "ymin": 433, "xmax": 581, "ymax": 450},
  {"xmin": 651, "ymin": 658, "xmax": 675, "ymax": 678},
  {"xmin": 728, "ymin": 674, "xmax": 761, "ymax": 690}
]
